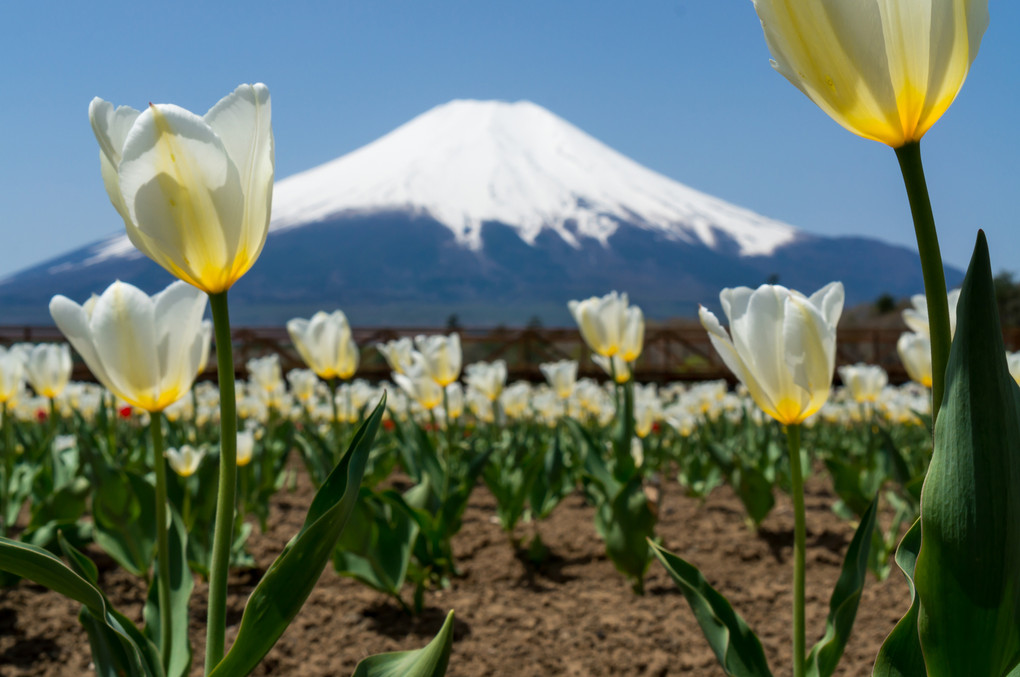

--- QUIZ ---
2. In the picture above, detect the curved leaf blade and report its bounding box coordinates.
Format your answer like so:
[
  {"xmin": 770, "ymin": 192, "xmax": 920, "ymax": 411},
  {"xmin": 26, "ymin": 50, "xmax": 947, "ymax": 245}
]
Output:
[
  {"xmin": 352, "ymin": 610, "xmax": 455, "ymax": 677},
  {"xmin": 143, "ymin": 508, "xmax": 194, "ymax": 677},
  {"xmin": 872, "ymin": 519, "xmax": 925, "ymax": 677},
  {"xmin": 57, "ymin": 533, "xmax": 164, "ymax": 677},
  {"xmin": 650, "ymin": 540, "xmax": 772, "ymax": 677},
  {"xmin": 806, "ymin": 495, "xmax": 878, "ymax": 677},
  {"xmin": 915, "ymin": 232, "xmax": 1020, "ymax": 676},
  {"xmin": 208, "ymin": 395, "xmax": 385, "ymax": 677}
]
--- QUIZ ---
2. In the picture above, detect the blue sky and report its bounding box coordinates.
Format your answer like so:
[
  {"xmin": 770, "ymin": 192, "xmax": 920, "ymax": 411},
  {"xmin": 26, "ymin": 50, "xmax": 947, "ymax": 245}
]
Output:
[{"xmin": 3, "ymin": 1, "xmax": 1018, "ymax": 287}]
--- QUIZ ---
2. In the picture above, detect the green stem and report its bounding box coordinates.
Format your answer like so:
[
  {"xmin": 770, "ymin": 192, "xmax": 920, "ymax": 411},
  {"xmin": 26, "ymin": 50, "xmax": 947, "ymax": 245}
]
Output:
[
  {"xmin": 895, "ymin": 142, "xmax": 951, "ymax": 425},
  {"xmin": 1, "ymin": 401, "xmax": 9, "ymax": 536},
  {"xmin": 182, "ymin": 484, "xmax": 192, "ymax": 530},
  {"xmin": 106, "ymin": 392, "xmax": 118, "ymax": 458},
  {"xmin": 441, "ymin": 386, "xmax": 453, "ymax": 504},
  {"xmin": 787, "ymin": 424, "xmax": 806, "ymax": 677},
  {"xmin": 328, "ymin": 378, "xmax": 341, "ymax": 449},
  {"xmin": 206, "ymin": 291, "xmax": 237, "ymax": 673},
  {"xmin": 150, "ymin": 414, "xmax": 172, "ymax": 671}
]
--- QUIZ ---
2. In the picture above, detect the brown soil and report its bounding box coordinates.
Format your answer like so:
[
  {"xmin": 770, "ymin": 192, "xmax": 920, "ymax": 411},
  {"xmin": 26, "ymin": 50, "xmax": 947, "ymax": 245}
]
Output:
[{"xmin": 0, "ymin": 459, "xmax": 909, "ymax": 676}]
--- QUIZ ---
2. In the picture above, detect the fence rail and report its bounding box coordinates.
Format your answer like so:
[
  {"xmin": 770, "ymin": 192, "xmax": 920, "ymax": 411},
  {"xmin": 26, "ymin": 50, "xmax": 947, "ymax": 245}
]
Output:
[{"xmin": 5, "ymin": 325, "xmax": 1020, "ymax": 386}]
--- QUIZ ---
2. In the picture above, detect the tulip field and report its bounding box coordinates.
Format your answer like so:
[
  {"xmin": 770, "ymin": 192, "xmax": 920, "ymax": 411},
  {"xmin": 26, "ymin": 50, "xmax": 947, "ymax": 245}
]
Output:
[
  {"xmin": 4, "ymin": 2, "xmax": 1019, "ymax": 675},
  {"xmin": 1, "ymin": 338, "xmax": 938, "ymax": 674}
]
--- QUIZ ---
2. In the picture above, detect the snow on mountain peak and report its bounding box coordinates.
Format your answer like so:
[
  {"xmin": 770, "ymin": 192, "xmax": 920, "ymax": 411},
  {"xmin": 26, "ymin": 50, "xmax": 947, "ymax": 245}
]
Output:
[{"xmin": 269, "ymin": 99, "xmax": 798, "ymax": 256}]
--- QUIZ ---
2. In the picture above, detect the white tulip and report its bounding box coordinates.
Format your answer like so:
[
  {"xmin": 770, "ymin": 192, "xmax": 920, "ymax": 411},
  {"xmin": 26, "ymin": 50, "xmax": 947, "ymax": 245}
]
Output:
[
  {"xmin": 568, "ymin": 291, "xmax": 629, "ymax": 357},
  {"xmin": 700, "ymin": 282, "xmax": 844, "ymax": 425},
  {"xmin": 837, "ymin": 363, "xmax": 889, "ymax": 404},
  {"xmin": 392, "ymin": 354, "xmax": 443, "ymax": 411},
  {"xmin": 463, "ymin": 360, "xmax": 507, "ymax": 402},
  {"xmin": 752, "ymin": 0, "xmax": 988, "ymax": 147},
  {"xmin": 166, "ymin": 444, "xmax": 206, "ymax": 478},
  {"xmin": 0, "ymin": 347, "xmax": 26, "ymax": 403},
  {"xmin": 24, "ymin": 343, "xmax": 73, "ymax": 399},
  {"xmin": 898, "ymin": 332, "xmax": 933, "ymax": 388},
  {"xmin": 903, "ymin": 289, "xmax": 961, "ymax": 339},
  {"xmin": 414, "ymin": 333, "xmax": 462, "ymax": 386},
  {"xmin": 50, "ymin": 281, "xmax": 208, "ymax": 412},
  {"xmin": 90, "ymin": 84, "xmax": 274, "ymax": 294},
  {"xmin": 287, "ymin": 310, "xmax": 359, "ymax": 380},
  {"xmin": 540, "ymin": 359, "xmax": 578, "ymax": 400},
  {"xmin": 236, "ymin": 430, "xmax": 255, "ymax": 467},
  {"xmin": 376, "ymin": 337, "xmax": 415, "ymax": 375}
]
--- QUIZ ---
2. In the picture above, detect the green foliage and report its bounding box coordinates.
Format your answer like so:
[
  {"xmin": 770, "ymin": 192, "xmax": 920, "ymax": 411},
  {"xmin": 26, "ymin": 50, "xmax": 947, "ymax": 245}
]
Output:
[
  {"xmin": 913, "ymin": 232, "xmax": 1020, "ymax": 676},
  {"xmin": 351, "ymin": 610, "xmax": 455, "ymax": 677},
  {"xmin": 650, "ymin": 540, "xmax": 773, "ymax": 677},
  {"xmin": 208, "ymin": 395, "xmax": 386, "ymax": 677}
]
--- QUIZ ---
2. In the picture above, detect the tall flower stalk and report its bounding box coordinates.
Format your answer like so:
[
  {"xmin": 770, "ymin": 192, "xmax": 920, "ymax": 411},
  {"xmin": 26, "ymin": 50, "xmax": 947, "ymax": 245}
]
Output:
[
  {"xmin": 205, "ymin": 291, "xmax": 237, "ymax": 669},
  {"xmin": 149, "ymin": 413, "xmax": 172, "ymax": 668},
  {"xmin": 894, "ymin": 142, "xmax": 951, "ymax": 421}
]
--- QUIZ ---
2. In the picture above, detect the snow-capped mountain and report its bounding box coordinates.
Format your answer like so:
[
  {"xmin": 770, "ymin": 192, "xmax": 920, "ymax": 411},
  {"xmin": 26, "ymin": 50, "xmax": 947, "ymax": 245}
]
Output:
[
  {"xmin": 269, "ymin": 99, "xmax": 797, "ymax": 256},
  {"xmin": 0, "ymin": 99, "xmax": 952, "ymax": 325}
]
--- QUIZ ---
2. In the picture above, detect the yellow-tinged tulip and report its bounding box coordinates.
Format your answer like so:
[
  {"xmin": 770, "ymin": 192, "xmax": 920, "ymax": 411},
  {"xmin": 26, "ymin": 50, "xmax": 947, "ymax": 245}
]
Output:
[
  {"xmin": 540, "ymin": 359, "xmax": 578, "ymax": 399},
  {"xmin": 376, "ymin": 337, "xmax": 415, "ymax": 375},
  {"xmin": 752, "ymin": 0, "xmax": 988, "ymax": 147},
  {"xmin": 236, "ymin": 430, "xmax": 255, "ymax": 467},
  {"xmin": 0, "ymin": 347, "xmax": 26, "ymax": 403},
  {"xmin": 463, "ymin": 360, "xmax": 507, "ymax": 402},
  {"xmin": 700, "ymin": 282, "xmax": 844, "ymax": 425},
  {"xmin": 903, "ymin": 288, "xmax": 961, "ymax": 338},
  {"xmin": 898, "ymin": 331, "xmax": 934, "ymax": 388},
  {"xmin": 392, "ymin": 354, "xmax": 444, "ymax": 411},
  {"xmin": 24, "ymin": 344, "xmax": 72, "ymax": 399},
  {"xmin": 568, "ymin": 291, "xmax": 630, "ymax": 357},
  {"xmin": 414, "ymin": 333, "xmax": 462, "ymax": 387},
  {"xmin": 89, "ymin": 84, "xmax": 274, "ymax": 293},
  {"xmin": 838, "ymin": 363, "xmax": 889, "ymax": 403},
  {"xmin": 166, "ymin": 444, "xmax": 206, "ymax": 478},
  {"xmin": 287, "ymin": 310, "xmax": 360, "ymax": 380},
  {"xmin": 49, "ymin": 280, "xmax": 209, "ymax": 412},
  {"xmin": 593, "ymin": 354, "xmax": 631, "ymax": 384},
  {"xmin": 1007, "ymin": 351, "xmax": 1020, "ymax": 387}
]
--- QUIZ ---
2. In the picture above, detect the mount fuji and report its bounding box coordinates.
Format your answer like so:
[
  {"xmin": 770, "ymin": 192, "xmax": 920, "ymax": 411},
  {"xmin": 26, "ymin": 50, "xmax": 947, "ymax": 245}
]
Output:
[{"xmin": 0, "ymin": 99, "xmax": 956, "ymax": 325}]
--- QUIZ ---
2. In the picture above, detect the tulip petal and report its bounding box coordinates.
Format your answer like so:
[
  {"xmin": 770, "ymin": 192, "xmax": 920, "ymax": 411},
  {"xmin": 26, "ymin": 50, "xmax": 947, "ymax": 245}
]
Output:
[
  {"xmin": 734, "ymin": 286, "xmax": 790, "ymax": 410},
  {"xmin": 204, "ymin": 84, "xmax": 274, "ymax": 283},
  {"xmin": 49, "ymin": 295, "xmax": 115, "ymax": 395},
  {"xmin": 118, "ymin": 104, "xmax": 245, "ymax": 293},
  {"xmin": 153, "ymin": 281, "xmax": 208, "ymax": 406},
  {"xmin": 808, "ymin": 281, "xmax": 845, "ymax": 329},
  {"xmin": 699, "ymin": 305, "xmax": 776, "ymax": 419},
  {"xmin": 90, "ymin": 98, "xmax": 141, "ymax": 227},
  {"xmin": 91, "ymin": 281, "xmax": 159, "ymax": 409}
]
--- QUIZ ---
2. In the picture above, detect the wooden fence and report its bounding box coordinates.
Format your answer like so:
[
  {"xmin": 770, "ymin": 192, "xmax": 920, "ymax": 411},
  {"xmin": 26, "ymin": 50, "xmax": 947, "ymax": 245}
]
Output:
[{"xmin": 6, "ymin": 324, "xmax": 1020, "ymax": 386}]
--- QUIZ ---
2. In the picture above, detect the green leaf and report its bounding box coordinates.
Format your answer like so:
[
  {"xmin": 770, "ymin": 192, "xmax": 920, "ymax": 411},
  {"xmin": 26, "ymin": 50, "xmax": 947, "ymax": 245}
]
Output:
[
  {"xmin": 650, "ymin": 540, "xmax": 772, "ymax": 677},
  {"xmin": 351, "ymin": 610, "xmax": 455, "ymax": 677},
  {"xmin": 0, "ymin": 534, "xmax": 162, "ymax": 677},
  {"xmin": 57, "ymin": 533, "xmax": 165, "ymax": 677},
  {"xmin": 732, "ymin": 465, "xmax": 775, "ymax": 528},
  {"xmin": 806, "ymin": 495, "xmax": 878, "ymax": 677},
  {"xmin": 208, "ymin": 395, "xmax": 385, "ymax": 677},
  {"xmin": 914, "ymin": 232, "xmax": 1020, "ymax": 676},
  {"xmin": 872, "ymin": 519, "xmax": 925, "ymax": 677},
  {"xmin": 92, "ymin": 469, "xmax": 157, "ymax": 577},
  {"xmin": 333, "ymin": 488, "xmax": 419, "ymax": 604},
  {"xmin": 597, "ymin": 477, "xmax": 654, "ymax": 592},
  {"xmin": 0, "ymin": 535, "xmax": 104, "ymax": 608},
  {"xmin": 143, "ymin": 508, "xmax": 193, "ymax": 677}
]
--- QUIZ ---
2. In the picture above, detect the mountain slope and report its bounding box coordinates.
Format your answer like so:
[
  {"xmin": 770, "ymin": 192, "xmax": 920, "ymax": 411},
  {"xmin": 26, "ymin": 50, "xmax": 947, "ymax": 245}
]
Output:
[{"xmin": 0, "ymin": 99, "xmax": 953, "ymax": 325}]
